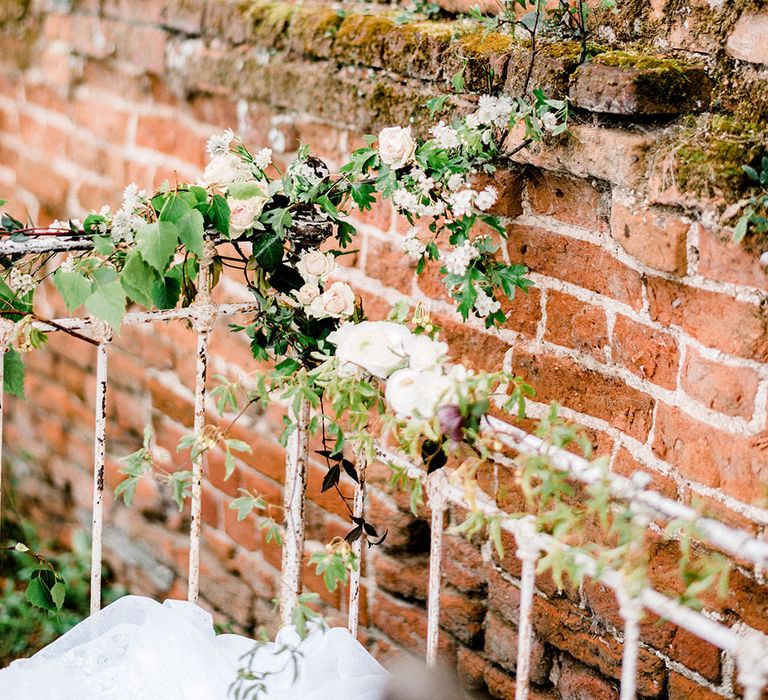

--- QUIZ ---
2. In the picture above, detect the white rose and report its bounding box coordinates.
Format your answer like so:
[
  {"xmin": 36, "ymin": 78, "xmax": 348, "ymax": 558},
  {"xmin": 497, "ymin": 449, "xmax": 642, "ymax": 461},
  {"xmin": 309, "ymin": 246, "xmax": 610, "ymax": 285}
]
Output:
[
  {"xmin": 294, "ymin": 283, "xmax": 320, "ymax": 306},
  {"xmin": 404, "ymin": 334, "xmax": 448, "ymax": 372},
  {"xmin": 297, "ymin": 250, "xmax": 336, "ymax": 284},
  {"xmin": 378, "ymin": 126, "xmax": 416, "ymax": 170},
  {"xmin": 200, "ymin": 153, "xmax": 251, "ymax": 187},
  {"xmin": 229, "ymin": 195, "xmax": 268, "ymax": 238},
  {"xmin": 307, "ymin": 281, "xmax": 355, "ymax": 319},
  {"xmin": 386, "ymin": 368, "xmax": 455, "ymax": 419},
  {"xmin": 328, "ymin": 320, "xmax": 411, "ymax": 378}
]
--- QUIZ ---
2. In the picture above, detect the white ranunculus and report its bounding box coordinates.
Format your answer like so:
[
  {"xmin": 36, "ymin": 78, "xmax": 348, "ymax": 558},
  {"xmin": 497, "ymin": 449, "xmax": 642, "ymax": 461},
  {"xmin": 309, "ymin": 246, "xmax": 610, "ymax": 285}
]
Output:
[
  {"xmin": 229, "ymin": 195, "xmax": 268, "ymax": 237},
  {"xmin": 297, "ymin": 250, "xmax": 336, "ymax": 284},
  {"xmin": 377, "ymin": 126, "xmax": 416, "ymax": 170},
  {"xmin": 404, "ymin": 334, "xmax": 448, "ymax": 372},
  {"xmin": 307, "ymin": 281, "xmax": 355, "ymax": 319},
  {"xmin": 294, "ymin": 283, "xmax": 320, "ymax": 306},
  {"xmin": 200, "ymin": 153, "xmax": 251, "ymax": 187},
  {"xmin": 328, "ymin": 320, "xmax": 411, "ymax": 378},
  {"xmin": 386, "ymin": 368, "xmax": 455, "ymax": 419}
]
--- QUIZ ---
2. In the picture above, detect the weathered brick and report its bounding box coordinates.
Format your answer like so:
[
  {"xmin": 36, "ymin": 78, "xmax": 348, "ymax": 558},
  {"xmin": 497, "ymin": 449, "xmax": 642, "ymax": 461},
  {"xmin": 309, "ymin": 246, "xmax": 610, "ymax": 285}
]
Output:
[
  {"xmin": 668, "ymin": 672, "xmax": 723, "ymax": 700},
  {"xmin": 512, "ymin": 348, "xmax": 656, "ymax": 441},
  {"xmin": 611, "ymin": 314, "xmax": 680, "ymax": 390},
  {"xmin": 544, "ymin": 290, "xmax": 609, "ymax": 361},
  {"xmin": 527, "ymin": 170, "xmax": 609, "ymax": 233},
  {"xmin": 570, "ymin": 53, "xmax": 711, "ymax": 115},
  {"xmin": 681, "ymin": 347, "xmax": 760, "ymax": 419},
  {"xmin": 652, "ymin": 403, "xmax": 768, "ymax": 504},
  {"xmin": 646, "ymin": 276, "xmax": 768, "ymax": 362},
  {"xmin": 726, "ymin": 12, "xmax": 768, "ymax": 65},
  {"xmin": 697, "ymin": 225, "xmax": 768, "ymax": 292},
  {"xmin": 484, "ymin": 611, "xmax": 549, "ymax": 683},
  {"xmin": 557, "ymin": 654, "xmax": 619, "ymax": 700},
  {"xmin": 507, "ymin": 224, "xmax": 644, "ymax": 310},
  {"xmin": 610, "ymin": 202, "xmax": 689, "ymax": 274}
]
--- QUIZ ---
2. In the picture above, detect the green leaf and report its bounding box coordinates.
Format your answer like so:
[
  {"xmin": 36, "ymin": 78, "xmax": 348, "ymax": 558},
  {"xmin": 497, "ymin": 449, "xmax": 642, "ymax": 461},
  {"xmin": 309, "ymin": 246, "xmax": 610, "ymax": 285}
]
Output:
[
  {"xmin": 224, "ymin": 450, "xmax": 236, "ymax": 480},
  {"xmin": 93, "ymin": 236, "xmax": 116, "ymax": 256},
  {"xmin": 114, "ymin": 475, "xmax": 139, "ymax": 506},
  {"xmin": 50, "ymin": 580, "xmax": 66, "ymax": 610},
  {"xmin": 733, "ymin": 212, "xmax": 750, "ymax": 243},
  {"xmin": 175, "ymin": 207, "xmax": 205, "ymax": 258},
  {"xmin": 120, "ymin": 251, "xmax": 157, "ymax": 308},
  {"xmin": 228, "ymin": 182, "xmax": 265, "ymax": 199},
  {"xmin": 196, "ymin": 194, "xmax": 230, "ymax": 237},
  {"xmin": 25, "ymin": 575, "xmax": 54, "ymax": 611},
  {"xmin": 54, "ymin": 270, "xmax": 93, "ymax": 312},
  {"xmin": 3, "ymin": 347, "xmax": 25, "ymax": 398},
  {"xmin": 151, "ymin": 274, "xmax": 181, "ymax": 309},
  {"xmin": 85, "ymin": 279, "xmax": 126, "ymax": 329},
  {"xmin": 251, "ymin": 230, "xmax": 283, "ymax": 271},
  {"xmin": 136, "ymin": 221, "xmax": 179, "ymax": 273}
]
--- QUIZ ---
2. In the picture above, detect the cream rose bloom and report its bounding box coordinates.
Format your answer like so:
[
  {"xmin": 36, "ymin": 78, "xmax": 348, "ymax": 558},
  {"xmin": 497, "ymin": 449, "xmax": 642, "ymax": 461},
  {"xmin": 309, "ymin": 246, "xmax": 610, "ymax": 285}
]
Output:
[
  {"xmin": 229, "ymin": 195, "xmax": 268, "ymax": 238},
  {"xmin": 404, "ymin": 334, "xmax": 448, "ymax": 372},
  {"xmin": 385, "ymin": 368, "xmax": 455, "ymax": 419},
  {"xmin": 308, "ymin": 281, "xmax": 355, "ymax": 319},
  {"xmin": 377, "ymin": 126, "xmax": 416, "ymax": 170},
  {"xmin": 297, "ymin": 250, "xmax": 336, "ymax": 284},
  {"xmin": 328, "ymin": 320, "xmax": 411, "ymax": 378},
  {"xmin": 294, "ymin": 283, "xmax": 320, "ymax": 306}
]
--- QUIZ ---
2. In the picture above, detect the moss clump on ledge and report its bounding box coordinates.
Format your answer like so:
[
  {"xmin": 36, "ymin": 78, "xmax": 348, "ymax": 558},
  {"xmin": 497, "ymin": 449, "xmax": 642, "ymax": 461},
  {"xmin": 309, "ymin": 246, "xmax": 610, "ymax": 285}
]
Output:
[{"xmin": 663, "ymin": 115, "xmax": 766, "ymax": 203}]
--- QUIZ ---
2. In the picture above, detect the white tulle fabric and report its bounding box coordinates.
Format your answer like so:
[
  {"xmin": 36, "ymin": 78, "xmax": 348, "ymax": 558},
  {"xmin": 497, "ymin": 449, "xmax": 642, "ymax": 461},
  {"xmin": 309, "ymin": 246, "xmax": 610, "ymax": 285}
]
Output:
[{"xmin": 0, "ymin": 595, "xmax": 389, "ymax": 700}]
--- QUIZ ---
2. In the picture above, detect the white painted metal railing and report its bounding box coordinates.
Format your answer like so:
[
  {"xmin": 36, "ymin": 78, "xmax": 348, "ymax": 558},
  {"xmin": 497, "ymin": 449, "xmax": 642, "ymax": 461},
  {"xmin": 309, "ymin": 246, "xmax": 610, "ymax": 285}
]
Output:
[{"xmin": 1, "ymin": 235, "xmax": 767, "ymax": 699}]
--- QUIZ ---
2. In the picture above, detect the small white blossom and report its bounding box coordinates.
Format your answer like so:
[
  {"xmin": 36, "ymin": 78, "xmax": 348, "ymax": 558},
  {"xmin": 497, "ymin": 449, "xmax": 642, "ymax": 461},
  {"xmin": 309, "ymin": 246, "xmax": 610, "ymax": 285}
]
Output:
[
  {"xmin": 447, "ymin": 189, "xmax": 476, "ymax": 218},
  {"xmin": 474, "ymin": 186, "xmax": 498, "ymax": 211},
  {"xmin": 60, "ymin": 256, "xmax": 76, "ymax": 273},
  {"xmin": 430, "ymin": 121, "xmax": 460, "ymax": 150},
  {"xmin": 411, "ymin": 169, "xmax": 434, "ymax": 193},
  {"xmin": 541, "ymin": 112, "xmax": 558, "ymax": 132},
  {"xmin": 8, "ymin": 268, "xmax": 36, "ymax": 296},
  {"xmin": 402, "ymin": 228, "xmax": 426, "ymax": 260},
  {"xmin": 253, "ymin": 147, "xmax": 272, "ymax": 170},
  {"xmin": 393, "ymin": 188, "xmax": 420, "ymax": 213},
  {"xmin": 444, "ymin": 240, "xmax": 480, "ymax": 277},
  {"xmin": 465, "ymin": 112, "xmax": 481, "ymax": 129},
  {"xmin": 447, "ymin": 173, "xmax": 465, "ymax": 192},
  {"xmin": 121, "ymin": 183, "xmax": 146, "ymax": 213},
  {"xmin": 473, "ymin": 287, "xmax": 501, "ymax": 317},
  {"xmin": 49, "ymin": 219, "xmax": 70, "ymax": 231},
  {"xmin": 111, "ymin": 210, "xmax": 140, "ymax": 243},
  {"xmin": 206, "ymin": 128, "xmax": 235, "ymax": 157}
]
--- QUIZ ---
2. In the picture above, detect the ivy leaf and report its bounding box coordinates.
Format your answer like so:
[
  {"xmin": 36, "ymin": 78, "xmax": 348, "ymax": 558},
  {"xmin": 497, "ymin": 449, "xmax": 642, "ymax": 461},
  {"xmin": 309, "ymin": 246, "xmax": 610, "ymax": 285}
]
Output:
[
  {"xmin": 136, "ymin": 221, "xmax": 179, "ymax": 273},
  {"xmin": 3, "ymin": 347, "xmax": 25, "ymax": 398},
  {"xmin": 25, "ymin": 572, "xmax": 56, "ymax": 611},
  {"xmin": 120, "ymin": 251, "xmax": 157, "ymax": 308},
  {"xmin": 85, "ymin": 278, "xmax": 126, "ymax": 329},
  {"xmin": 252, "ymin": 230, "xmax": 283, "ymax": 271}
]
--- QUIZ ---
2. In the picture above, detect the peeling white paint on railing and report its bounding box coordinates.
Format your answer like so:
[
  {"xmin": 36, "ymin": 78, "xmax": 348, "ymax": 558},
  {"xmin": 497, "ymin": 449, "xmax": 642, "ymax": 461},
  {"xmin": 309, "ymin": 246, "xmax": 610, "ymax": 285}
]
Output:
[
  {"xmin": 279, "ymin": 398, "xmax": 310, "ymax": 626},
  {"xmin": 347, "ymin": 452, "xmax": 367, "ymax": 638},
  {"xmin": 89, "ymin": 333, "xmax": 110, "ymax": 615},
  {"xmin": 425, "ymin": 471, "xmax": 447, "ymax": 667}
]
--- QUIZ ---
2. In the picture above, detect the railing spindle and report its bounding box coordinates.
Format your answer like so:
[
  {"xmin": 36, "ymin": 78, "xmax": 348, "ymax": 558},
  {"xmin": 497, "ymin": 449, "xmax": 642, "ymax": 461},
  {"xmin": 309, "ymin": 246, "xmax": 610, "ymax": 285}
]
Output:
[
  {"xmin": 89, "ymin": 332, "xmax": 110, "ymax": 614},
  {"xmin": 426, "ymin": 470, "xmax": 448, "ymax": 666},
  {"xmin": 617, "ymin": 585, "xmax": 642, "ymax": 700},
  {"xmin": 347, "ymin": 451, "xmax": 366, "ymax": 637},
  {"xmin": 187, "ymin": 241, "xmax": 216, "ymax": 602},
  {"xmin": 279, "ymin": 397, "xmax": 310, "ymax": 625},
  {"xmin": 514, "ymin": 516, "xmax": 540, "ymax": 700}
]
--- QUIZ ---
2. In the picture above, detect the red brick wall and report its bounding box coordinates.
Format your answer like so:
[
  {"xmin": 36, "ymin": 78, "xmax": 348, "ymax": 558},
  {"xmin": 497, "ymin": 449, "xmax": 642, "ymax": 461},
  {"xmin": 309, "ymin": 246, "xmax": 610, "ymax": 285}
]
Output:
[{"xmin": 1, "ymin": 1, "xmax": 767, "ymax": 698}]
